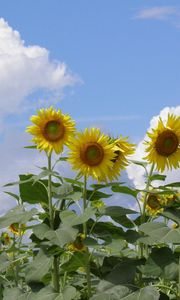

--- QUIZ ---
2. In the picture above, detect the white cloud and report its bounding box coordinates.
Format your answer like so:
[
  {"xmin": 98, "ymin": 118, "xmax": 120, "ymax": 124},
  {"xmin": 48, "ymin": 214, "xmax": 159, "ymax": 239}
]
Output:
[
  {"xmin": 0, "ymin": 18, "xmax": 79, "ymax": 118},
  {"xmin": 126, "ymin": 106, "xmax": 180, "ymax": 189},
  {"xmin": 135, "ymin": 6, "xmax": 177, "ymax": 20},
  {"xmin": 0, "ymin": 18, "xmax": 80, "ymax": 215}
]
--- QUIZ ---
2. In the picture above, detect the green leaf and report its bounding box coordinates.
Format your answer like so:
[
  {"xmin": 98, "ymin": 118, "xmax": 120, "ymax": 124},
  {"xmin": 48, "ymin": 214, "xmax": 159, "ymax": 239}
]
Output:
[
  {"xmin": 3, "ymin": 288, "xmax": 23, "ymax": 300},
  {"xmin": 111, "ymin": 215, "xmax": 135, "ymax": 228},
  {"xmin": 87, "ymin": 220, "xmax": 125, "ymax": 239},
  {"xmin": 139, "ymin": 222, "xmax": 180, "ymax": 244},
  {"xmin": 122, "ymin": 286, "xmax": 160, "ymax": 300},
  {"xmin": 45, "ymin": 225, "xmax": 78, "ymax": 247},
  {"xmin": 102, "ymin": 257, "xmax": 142, "ymax": 285},
  {"xmin": 162, "ymin": 182, "xmax": 180, "ymax": 188},
  {"xmin": 0, "ymin": 253, "xmax": 10, "ymax": 272},
  {"xmin": 129, "ymin": 159, "xmax": 148, "ymax": 168},
  {"xmin": 61, "ymin": 252, "xmax": 89, "ymax": 272},
  {"xmin": 140, "ymin": 247, "xmax": 178, "ymax": 280},
  {"xmin": 91, "ymin": 284, "xmax": 159, "ymax": 300},
  {"xmin": 60, "ymin": 207, "xmax": 95, "ymax": 226},
  {"xmin": 111, "ymin": 186, "xmax": 138, "ymax": 198},
  {"xmin": 19, "ymin": 174, "xmax": 48, "ymax": 204},
  {"xmin": 150, "ymin": 174, "xmax": 166, "ymax": 181},
  {"xmin": 3, "ymin": 191, "xmax": 20, "ymax": 201},
  {"xmin": 33, "ymin": 223, "xmax": 50, "ymax": 240},
  {"xmin": 90, "ymin": 282, "xmax": 132, "ymax": 300},
  {"xmin": 87, "ymin": 190, "xmax": 112, "ymax": 201},
  {"xmin": 25, "ymin": 250, "xmax": 52, "ymax": 282},
  {"xmin": 90, "ymin": 182, "xmax": 124, "ymax": 190},
  {"xmin": 161, "ymin": 208, "xmax": 180, "ymax": 225},
  {"xmin": 100, "ymin": 206, "xmax": 137, "ymax": 217},
  {"xmin": 52, "ymin": 183, "xmax": 73, "ymax": 199},
  {"xmin": 0, "ymin": 206, "xmax": 37, "ymax": 229}
]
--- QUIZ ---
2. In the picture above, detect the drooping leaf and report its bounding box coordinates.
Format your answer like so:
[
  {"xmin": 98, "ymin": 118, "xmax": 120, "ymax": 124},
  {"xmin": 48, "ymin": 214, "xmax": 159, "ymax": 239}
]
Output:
[
  {"xmin": 0, "ymin": 206, "xmax": 37, "ymax": 229},
  {"xmin": 139, "ymin": 222, "xmax": 180, "ymax": 244},
  {"xmin": 25, "ymin": 250, "xmax": 52, "ymax": 283},
  {"xmin": 45, "ymin": 225, "xmax": 78, "ymax": 247},
  {"xmin": 111, "ymin": 186, "xmax": 138, "ymax": 198},
  {"xmin": 60, "ymin": 207, "xmax": 95, "ymax": 226},
  {"xmin": 161, "ymin": 208, "xmax": 180, "ymax": 225}
]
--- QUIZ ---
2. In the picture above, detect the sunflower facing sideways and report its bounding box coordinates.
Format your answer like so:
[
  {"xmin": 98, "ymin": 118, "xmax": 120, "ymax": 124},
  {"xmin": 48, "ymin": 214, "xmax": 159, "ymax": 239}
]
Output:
[
  {"xmin": 105, "ymin": 136, "xmax": 135, "ymax": 181},
  {"xmin": 144, "ymin": 114, "xmax": 180, "ymax": 172},
  {"xmin": 26, "ymin": 107, "xmax": 75, "ymax": 154},
  {"xmin": 68, "ymin": 128, "xmax": 117, "ymax": 181}
]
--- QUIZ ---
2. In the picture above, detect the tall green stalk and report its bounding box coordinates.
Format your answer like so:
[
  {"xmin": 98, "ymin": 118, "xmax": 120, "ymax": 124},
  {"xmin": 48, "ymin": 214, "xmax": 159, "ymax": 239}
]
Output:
[
  {"xmin": 141, "ymin": 163, "xmax": 155, "ymax": 223},
  {"xmin": 48, "ymin": 154, "xmax": 60, "ymax": 292},
  {"xmin": 83, "ymin": 175, "xmax": 92, "ymax": 299}
]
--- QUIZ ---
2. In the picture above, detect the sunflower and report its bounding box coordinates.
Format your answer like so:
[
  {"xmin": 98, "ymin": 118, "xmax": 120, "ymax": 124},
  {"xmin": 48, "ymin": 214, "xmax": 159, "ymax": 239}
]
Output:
[
  {"xmin": 105, "ymin": 136, "xmax": 135, "ymax": 181},
  {"xmin": 1, "ymin": 232, "xmax": 11, "ymax": 245},
  {"xmin": 68, "ymin": 128, "xmax": 116, "ymax": 181},
  {"xmin": 144, "ymin": 114, "xmax": 180, "ymax": 172},
  {"xmin": 9, "ymin": 223, "xmax": 26, "ymax": 235},
  {"xmin": 26, "ymin": 107, "xmax": 75, "ymax": 154},
  {"xmin": 68, "ymin": 233, "xmax": 87, "ymax": 252},
  {"xmin": 145, "ymin": 194, "xmax": 164, "ymax": 216}
]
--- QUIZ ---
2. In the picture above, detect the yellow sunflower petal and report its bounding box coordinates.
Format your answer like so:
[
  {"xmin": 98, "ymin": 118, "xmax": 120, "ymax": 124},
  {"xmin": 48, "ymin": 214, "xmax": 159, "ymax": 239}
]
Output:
[
  {"xmin": 144, "ymin": 114, "xmax": 180, "ymax": 172},
  {"xmin": 26, "ymin": 107, "xmax": 76, "ymax": 154}
]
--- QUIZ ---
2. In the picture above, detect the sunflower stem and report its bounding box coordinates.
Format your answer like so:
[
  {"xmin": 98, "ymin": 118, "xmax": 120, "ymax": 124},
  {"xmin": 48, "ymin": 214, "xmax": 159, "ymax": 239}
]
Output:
[
  {"xmin": 141, "ymin": 163, "xmax": 155, "ymax": 224},
  {"xmin": 83, "ymin": 175, "xmax": 92, "ymax": 299},
  {"xmin": 48, "ymin": 153, "xmax": 60, "ymax": 292}
]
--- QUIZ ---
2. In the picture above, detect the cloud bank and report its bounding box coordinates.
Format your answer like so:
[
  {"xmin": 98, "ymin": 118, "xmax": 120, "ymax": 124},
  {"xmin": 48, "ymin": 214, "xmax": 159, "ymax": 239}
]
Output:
[
  {"xmin": 0, "ymin": 18, "xmax": 78, "ymax": 119},
  {"xmin": 126, "ymin": 106, "xmax": 180, "ymax": 189}
]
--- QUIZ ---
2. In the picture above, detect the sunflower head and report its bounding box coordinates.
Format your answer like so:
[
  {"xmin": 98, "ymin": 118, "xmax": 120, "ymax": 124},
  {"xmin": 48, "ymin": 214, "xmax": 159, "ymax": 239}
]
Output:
[
  {"xmin": 9, "ymin": 223, "xmax": 26, "ymax": 235},
  {"xmin": 145, "ymin": 193, "xmax": 168, "ymax": 216},
  {"xmin": 1, "ymin": 232, "xmax": 11, "ymax": 245},
  {"xmin": 68, "ymin": 128, "xmax": 116, "ymax": 181},
  {"xmin": 144, "ymin": 114, "xmax": 180, "ymax": 172},
  {"xmin": 26, "ymin": 107, "xmax": 76, "ymax": 154},
  {"xmin": 68, "ymin": 233, "xmax": 86, "ymax": 252},
  {"xmin": 100, "ymin": 136, "xmax": 135, "ymax": 181}
]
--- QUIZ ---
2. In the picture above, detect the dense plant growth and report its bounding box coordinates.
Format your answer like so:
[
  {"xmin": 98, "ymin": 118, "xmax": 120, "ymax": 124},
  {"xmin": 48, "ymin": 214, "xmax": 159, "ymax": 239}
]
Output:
[{"xmin": 0, "ymin": 107, "xmax": 179, "ymax": 300}]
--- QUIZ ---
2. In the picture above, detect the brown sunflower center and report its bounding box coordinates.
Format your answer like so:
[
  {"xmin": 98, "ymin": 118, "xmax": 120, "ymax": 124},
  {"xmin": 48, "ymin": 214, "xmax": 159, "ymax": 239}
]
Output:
[
  {"xmin": 155, "ymin": 130, "xmax": 179, "ymax": 157},
  {"xmin": 43, "ymin": 120, "xmax": 65, "ymax": 142},
  {"xmin": 147, "ymin": 195, "xmax": 161, "ymax": 209},
  {"xmin": 80, "ymin": 142, "xmax": 104, "ymax": 166}
]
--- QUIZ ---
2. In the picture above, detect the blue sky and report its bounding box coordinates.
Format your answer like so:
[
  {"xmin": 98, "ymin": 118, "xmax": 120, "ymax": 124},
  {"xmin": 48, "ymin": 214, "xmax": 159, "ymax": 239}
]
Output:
[
  {"xmin": 0, "ymin": 1, "xmax": 179, "ymax": 213},
  {"xmin": 1, "ymin": 0, "xmax": 180, "ymax": 140}
]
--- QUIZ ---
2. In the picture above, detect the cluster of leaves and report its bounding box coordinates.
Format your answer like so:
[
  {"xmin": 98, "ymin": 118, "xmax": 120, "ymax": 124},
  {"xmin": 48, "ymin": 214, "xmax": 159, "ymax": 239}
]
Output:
[{"xmin": 0, "ymin": 160, "xmax": 180, "ymax": 300}]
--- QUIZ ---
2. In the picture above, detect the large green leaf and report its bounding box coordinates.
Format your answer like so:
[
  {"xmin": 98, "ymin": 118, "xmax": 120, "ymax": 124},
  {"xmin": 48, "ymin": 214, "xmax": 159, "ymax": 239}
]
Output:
[
  {"xmin": 161, "ymin": 208, "xmax": 180, "ymax": 225},
  {"xmin": 60, "ymin": 207, "xmax": 95, "ymax": 226},
  {"xmin": 122, "ymin": 286, "xmax": 160, "ymax": 300},
  {"xmin": 25, "ymin": 250, "xmax": 52, "ymax": 282},
  {"xmin": 0, "ymin": 252, "xmax": 10, "ymax": 272},
  {"xmin": 33, "ymin": 223, "xmax": 50, "ymax": 240},
  {"xmin": 61, "ymin": 252, "xmax": 89, "ymax": 272},
  {"xmin": 3, "ymin": 288, "xmax": 23, "ymax": 300},
  {"xmin": 87, "ymin": 220, "xmax": 125, "ymax": 239},
  {"xmin": 99, "ymin": 206, "xmax": 137, "ymax": 217},
  {"xmin": 140, "ymin": 247, "xmax": 178, "ymax": 280},
  {"xmin": 19, "ymin": 174, "xmax": 48, "ymax": 204},
  {"xmin": 139, "ymin": 222, "xmax": 180, "ymax": 244},
  {"xmin": 44, "ymin": 226, "xmax": 78, "ymax": 247},
  {"xmin": 91, "ymin": 283, "xmax": 159, "ymax": 300},
  {"xmin": 111, "ymin": 186, "xmax": 138, "ymax": 198},
  {"xmin": 0, "ymin": 206, "xmax": 37, "ymax": 229}
]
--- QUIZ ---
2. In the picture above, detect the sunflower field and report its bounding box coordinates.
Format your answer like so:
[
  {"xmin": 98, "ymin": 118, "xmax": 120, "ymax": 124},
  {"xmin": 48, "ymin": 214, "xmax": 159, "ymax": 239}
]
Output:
[{"xmin": 0, "ymin": 107, "xmax": 179, "ymax": 300}]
